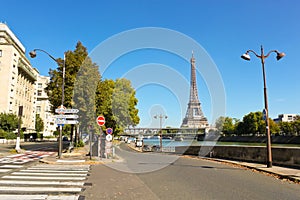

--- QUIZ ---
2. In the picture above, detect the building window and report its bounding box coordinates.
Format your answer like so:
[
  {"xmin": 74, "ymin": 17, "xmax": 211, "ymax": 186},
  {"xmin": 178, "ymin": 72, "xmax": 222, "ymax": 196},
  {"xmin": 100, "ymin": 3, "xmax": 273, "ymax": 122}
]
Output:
[
  {"xmin": 36, "ymin": 106, "xmax": 41, "ymax": 113},
  {"xmin": 37, "ymin": 90, "xmax": 42, "ymax": 96},
  {"xmin": 0, "ymin": 50, "xmax": 2, "ymax": 57},
  {"xmin": 38, "ymin": 83, "xmax": 42, "ymax": 88}
]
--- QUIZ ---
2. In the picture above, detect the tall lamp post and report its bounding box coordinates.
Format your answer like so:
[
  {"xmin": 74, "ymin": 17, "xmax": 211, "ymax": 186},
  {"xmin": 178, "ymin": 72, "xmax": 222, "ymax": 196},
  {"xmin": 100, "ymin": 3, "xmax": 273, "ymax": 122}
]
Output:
[
  {"xmin": 241, "ymin": 45, "xmax": 285, "ymax": 168},
  {"xmin": 29, "ymin": 49, "xmax": 65, "ymax": 158},
  {"xmin": 154, "ymin": 114, "xmax": 168, "ymax": 151}
]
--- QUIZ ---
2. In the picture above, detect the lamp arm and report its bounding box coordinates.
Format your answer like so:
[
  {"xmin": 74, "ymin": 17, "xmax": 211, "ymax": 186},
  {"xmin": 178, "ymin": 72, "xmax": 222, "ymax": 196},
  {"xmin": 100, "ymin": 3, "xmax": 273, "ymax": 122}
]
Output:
[
  {"xmin": 264, "ymin": 50, "xmax": 279, "ymax": 59},
  {"xmin": 33, "ymin": 49, "xmax": 64, "ymax": 65},
  {"xmin": 246, "ymin": 50, "xmax": 261, "ymax": 58}
]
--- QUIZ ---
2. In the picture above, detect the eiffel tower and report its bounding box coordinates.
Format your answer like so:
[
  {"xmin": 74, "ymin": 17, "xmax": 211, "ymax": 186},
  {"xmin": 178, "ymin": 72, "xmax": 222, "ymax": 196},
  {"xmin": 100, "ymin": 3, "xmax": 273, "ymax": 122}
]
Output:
[{"xmin": 181, "ymin": 52, "xmax": 209, "ymax": 128}]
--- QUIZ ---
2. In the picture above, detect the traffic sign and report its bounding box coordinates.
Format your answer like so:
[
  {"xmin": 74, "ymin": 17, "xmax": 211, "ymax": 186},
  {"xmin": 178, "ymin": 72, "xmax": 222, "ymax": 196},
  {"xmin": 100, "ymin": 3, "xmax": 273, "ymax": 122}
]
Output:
[
  {"xmin": 97, "ymin": 116, "xmax": 105, "ymax": 126},
  {"xmin": 55, "ymin": 109, "xmax": 79, "ymax": 113},
  {"xmin": 106, "ymin": 128, "xmax": 113, "ymax": 134},
  {"xmin": 54, "ymin": 115, "xmax": 79, "ymax": 119},
  {"xmin": 55, "ymin": 119, "xmax": 78, "ymax": 125},
  {"xmin": 106, "ymin": 134, "xmax": 112, "ymax": 141},
  {"xmin": 262, "ymin": 109, "xmax": 267, "ymax": 121},
  {"xmin": 55, "ymin": 105, "xmax": 66, "ymax": 114}
]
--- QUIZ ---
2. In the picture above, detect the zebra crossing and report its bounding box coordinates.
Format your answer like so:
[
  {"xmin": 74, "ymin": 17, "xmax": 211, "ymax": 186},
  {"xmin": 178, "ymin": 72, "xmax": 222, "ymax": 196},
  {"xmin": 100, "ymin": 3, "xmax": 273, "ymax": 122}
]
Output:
[
  {"xmin": 0, "ymin": 163, "xmax": 90, "ymax": 200},
  {"xmin": 0, "ymin": 150, "xmax": 55, "ymax": 164}
]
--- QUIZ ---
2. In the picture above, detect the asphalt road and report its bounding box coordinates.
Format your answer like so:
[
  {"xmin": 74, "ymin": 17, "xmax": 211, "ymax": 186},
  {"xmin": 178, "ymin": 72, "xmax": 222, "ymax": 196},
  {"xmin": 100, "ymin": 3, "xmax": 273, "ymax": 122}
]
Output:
[{"xmin": 82, "ymin": 143, "xmax": 300, "ymax": 200}]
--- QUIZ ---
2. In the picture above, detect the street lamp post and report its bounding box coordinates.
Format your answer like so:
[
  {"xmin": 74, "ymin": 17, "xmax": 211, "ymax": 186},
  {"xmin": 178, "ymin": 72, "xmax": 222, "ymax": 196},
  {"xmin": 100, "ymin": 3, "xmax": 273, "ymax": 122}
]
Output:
[
  {"xmin": 29, "ymin": 49, "xmax": 65, "ymax": 158},
  {"xmin": 154, "ymin": 114, "xmax": 168, "ymax": 152},
  {"xmin": 241, "ymin": 45, "xmax": 285, "ymax": 168}
]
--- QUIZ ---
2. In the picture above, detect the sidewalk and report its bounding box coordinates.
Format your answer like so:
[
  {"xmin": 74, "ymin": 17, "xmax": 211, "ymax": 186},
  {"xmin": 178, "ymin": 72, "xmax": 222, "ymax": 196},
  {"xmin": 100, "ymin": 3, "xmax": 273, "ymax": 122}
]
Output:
[
  {"xmin": 39, "ymin": 145, "xmax": 120, "ymax": 165},
  {"xmin": 203, "ymin": 157, "xmax": 300, "ymax": 183}
]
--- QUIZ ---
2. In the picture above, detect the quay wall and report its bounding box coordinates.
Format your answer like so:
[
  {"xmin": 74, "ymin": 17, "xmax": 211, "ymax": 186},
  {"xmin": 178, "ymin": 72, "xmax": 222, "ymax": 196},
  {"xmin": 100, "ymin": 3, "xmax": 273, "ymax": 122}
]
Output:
[{"xmin": 175, "ymin": 145, "xmax": 300, "ymax": 169}]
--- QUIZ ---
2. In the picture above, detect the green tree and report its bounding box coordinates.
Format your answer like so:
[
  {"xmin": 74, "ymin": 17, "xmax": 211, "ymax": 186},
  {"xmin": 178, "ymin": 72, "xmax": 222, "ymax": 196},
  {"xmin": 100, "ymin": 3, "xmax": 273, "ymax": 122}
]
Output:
[
  {"xmin": 215, "ymin": 116, "xmax": 225, "ymax": 132},
  {"xmin": 269, "ymin": 118, "xmax": 280, "ymax": 134},
  {"xmin": 242, "ymin": 112, "xmax": 262, "ymax": 135},
  {"xmin": 112, "ymin": 78, "xmax": 140, "ymax": 132},
  {"xmin": 0, "ymin": 113, "xmax": 19, "ymax": 133},
  {"xmin": 292, "ymin": 115, "xmax": 300, "ymax": 135},
  {"xmin": 45, "ymin": 42, "xmax": 92, "ymax": 142},
  {"xmin": 215, "ymin": 116, "xmax": 236, "ymax": 135},
  {"xmin": 95, "ymin": 79, "xmax": 116, "ymax": 131},
  {"xmin": 279, "ymin": 121, "xmax": 293, "ymax": 135},
  {"xmin": 95, "ymin": 78, "xmax": 140, "ymax": 135},
  {"xmin": 45, "ymin": 41, "xmax": 86, "ymax": 112},
  {"xmin": 73, "ymin": 50, "xmax": 101, "ymax": 134},
  {"xmin": 237, "ymin": 111, "xmax": 279, "ymax": 135},
  {"xmin": 35, "ymin": 114, "xmax": 44, "ymax": 133}
]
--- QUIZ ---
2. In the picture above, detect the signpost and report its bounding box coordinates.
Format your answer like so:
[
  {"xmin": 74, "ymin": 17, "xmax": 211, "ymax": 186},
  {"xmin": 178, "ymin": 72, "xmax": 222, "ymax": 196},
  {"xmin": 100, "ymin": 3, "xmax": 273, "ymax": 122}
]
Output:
[
  {"xmin": 55, "ymin": 107, "xmax": 79, "ymax": 126},
  {"xmin": 96, "ymin": 116, "xmax": 105, "ymax": 159},
  {"xmin": 54, "ymin": 106, "xmax": 79, "ymax": 158}
]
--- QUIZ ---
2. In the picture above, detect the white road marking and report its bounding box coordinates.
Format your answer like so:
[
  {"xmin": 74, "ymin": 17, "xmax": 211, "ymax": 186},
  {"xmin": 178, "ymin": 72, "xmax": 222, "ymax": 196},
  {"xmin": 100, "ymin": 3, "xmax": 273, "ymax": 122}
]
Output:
[
  {"xmin": 2, "ymin": 175, "xmax": 86, "ymax": 180},
  {"xmin": 0, "ymin": 195, "xmax": 80, "ymax": 200},
  {"xmin": 12, "ymin": 172, "xmax": 87, "ymax": 176},
  {"xmin": 0, "ymin": 165, "xmax": 23, "ymax": 168},
  {"xmin": 0, "ymin": 180, "xmax": 84, "ymax": 186},
  {"xmin": 0, "ymin": 186, "xmax": 82, "ymax": 192}
]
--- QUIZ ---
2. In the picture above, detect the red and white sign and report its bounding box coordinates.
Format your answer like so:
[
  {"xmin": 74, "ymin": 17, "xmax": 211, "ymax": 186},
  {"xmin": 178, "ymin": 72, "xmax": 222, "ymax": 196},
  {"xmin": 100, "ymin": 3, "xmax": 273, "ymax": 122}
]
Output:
[
  {"xmin": 97, "ymin": 116, "xmax": 105, "ymax": 126},
  {"xmin": 55, "ymin": 105, "xmax": 66, "ymax": 114}
]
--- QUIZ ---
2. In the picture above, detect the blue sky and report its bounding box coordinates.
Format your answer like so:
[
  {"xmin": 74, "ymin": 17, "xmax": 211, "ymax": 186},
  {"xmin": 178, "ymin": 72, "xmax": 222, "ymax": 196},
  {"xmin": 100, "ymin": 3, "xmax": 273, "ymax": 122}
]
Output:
[{"xmin": 1, "ymin": 0, "xmax": 300, "ymax": 128}]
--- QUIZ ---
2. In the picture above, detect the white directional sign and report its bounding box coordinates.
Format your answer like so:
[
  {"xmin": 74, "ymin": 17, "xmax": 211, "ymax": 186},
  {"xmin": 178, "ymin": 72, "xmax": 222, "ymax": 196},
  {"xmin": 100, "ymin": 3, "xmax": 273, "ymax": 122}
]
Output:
[
  {"xmin": 54, "ymin": 115, "xmax": 79, "ymax": 119},
  {"xmin": 55, "ymin": 108, "xmax": 79, "ymax": 114},
  {"xmin": 55, "ymin": 119, "xmax": 79, "ymax": 125}
]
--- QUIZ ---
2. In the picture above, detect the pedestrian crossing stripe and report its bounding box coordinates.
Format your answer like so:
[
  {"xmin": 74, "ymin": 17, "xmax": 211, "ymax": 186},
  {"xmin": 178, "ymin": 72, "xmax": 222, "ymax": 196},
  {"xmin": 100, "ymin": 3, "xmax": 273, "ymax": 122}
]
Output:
[
  {"xmin": 0, "ymin": 180, "xmax": 85, "ymax": 186},
  {"xmin": 0, "ymin": 195, "xmax": 81, "ymax": 200},
  {"xmin": 0, "ymin": 151, "xmax": 56, "ymax": 164}
]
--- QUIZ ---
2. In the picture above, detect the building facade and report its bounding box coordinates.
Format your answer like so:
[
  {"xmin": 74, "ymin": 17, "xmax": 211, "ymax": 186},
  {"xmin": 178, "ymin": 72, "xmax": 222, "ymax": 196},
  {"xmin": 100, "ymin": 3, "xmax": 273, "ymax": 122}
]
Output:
[
  {"xmin": 0, "ymin": 23, "xmax": 38, "ymax": 133},
  {"xmin": 36, "ymin": 75, "xmax": 56, "ymax": 136},
  {"xmin": 274, "ymin": 114, "xmax": 298, "ymax": 123}
]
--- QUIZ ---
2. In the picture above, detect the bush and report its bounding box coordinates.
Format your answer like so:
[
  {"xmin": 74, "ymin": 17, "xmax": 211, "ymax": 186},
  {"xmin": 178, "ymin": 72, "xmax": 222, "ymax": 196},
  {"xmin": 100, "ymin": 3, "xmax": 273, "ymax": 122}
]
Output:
[
  {"xmin": 74, "ymin": 140, "xmax": 85, "ymax": 147},
  {"xmin": 5, "ymin": 132, "xmax": 16, "ymax": 140}
]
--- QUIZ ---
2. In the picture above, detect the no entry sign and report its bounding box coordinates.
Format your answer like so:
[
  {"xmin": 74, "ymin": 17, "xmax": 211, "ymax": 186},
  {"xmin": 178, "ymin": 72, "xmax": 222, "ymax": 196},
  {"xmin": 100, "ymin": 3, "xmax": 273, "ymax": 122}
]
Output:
[{"xmin": 97, "ymin": 116, "xmax": 105, "ymax": 126}]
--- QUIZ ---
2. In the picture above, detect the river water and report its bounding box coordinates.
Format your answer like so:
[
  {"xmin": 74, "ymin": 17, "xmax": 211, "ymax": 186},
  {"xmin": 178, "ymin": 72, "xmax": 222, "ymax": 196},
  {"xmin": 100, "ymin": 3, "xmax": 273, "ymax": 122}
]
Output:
[{"xmin": 142, "ymin": 138, "xmax": 299, "ymax": 147}]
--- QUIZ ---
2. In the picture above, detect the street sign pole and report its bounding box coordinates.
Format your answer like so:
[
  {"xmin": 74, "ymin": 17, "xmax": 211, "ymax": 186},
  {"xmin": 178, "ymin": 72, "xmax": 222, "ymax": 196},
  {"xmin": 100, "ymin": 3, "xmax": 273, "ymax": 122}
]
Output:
[
  {"xmin": 58, "ymin": 125, "xmax": 62, "ymax": 158},
  {"xmin": 96, "ymin": 116, "xmax": 105, "ymax": 158},
  {"xmin": 89, "ymin": 127, "xmax": 92, "ymax": 160}
]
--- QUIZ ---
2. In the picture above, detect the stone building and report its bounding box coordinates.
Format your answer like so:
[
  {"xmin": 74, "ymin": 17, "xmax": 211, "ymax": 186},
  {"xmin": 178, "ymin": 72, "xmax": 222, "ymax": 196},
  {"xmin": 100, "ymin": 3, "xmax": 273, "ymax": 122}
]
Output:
[
  {"xmin": 0, "ymin": 22, "xmax": 38, "ymax": 133},
  {"xmin": 36, "ymin": 75, "xmax": 56, "ymax": 136}
]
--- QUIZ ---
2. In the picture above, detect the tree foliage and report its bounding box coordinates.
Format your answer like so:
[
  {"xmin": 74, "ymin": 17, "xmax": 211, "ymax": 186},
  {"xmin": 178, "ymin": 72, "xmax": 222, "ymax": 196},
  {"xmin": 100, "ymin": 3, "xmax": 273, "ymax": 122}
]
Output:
[
  {"xmin": 35, "ymin": 114, "xmax": 44, "ymax": 133},
  {"xmin": 73, "ymin": 49, "xmax": 101, "ymax": 134},
  {"xmin": 216, "ymin": 112, "xmax": 280, "ymax": 136},
  {"xmin": 0, "ymin": 113, "xmax": 19, "ymax": 133},
  {"xmin": 95, "ymin": 78, "xmax": 140, "ymax": 134},
  {"xmin": 44, "ymin": 42, "xmax": 140, "ymax": 136},
  {"xmin": 45, "ymin": 42, "xmax": 86, "ymax": 112}
]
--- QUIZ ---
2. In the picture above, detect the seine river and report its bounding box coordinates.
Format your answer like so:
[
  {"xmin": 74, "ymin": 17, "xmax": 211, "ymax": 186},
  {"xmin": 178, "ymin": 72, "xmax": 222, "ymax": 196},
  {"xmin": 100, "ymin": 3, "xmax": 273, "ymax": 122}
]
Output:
[{"xmin": 142, "ymin": 138, "xmax": 299, "ymax": 147}]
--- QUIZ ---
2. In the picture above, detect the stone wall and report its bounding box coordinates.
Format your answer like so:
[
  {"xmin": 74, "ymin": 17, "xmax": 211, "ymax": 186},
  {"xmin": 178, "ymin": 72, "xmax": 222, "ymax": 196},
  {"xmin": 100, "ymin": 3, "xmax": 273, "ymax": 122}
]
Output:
[
  {"xmin": 216, "ymin": 135, "xmax": 300, "ymax": 144},
  {"xmin": 175, "ymin": 145, "xmax": 300, "ymax": 169}
]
